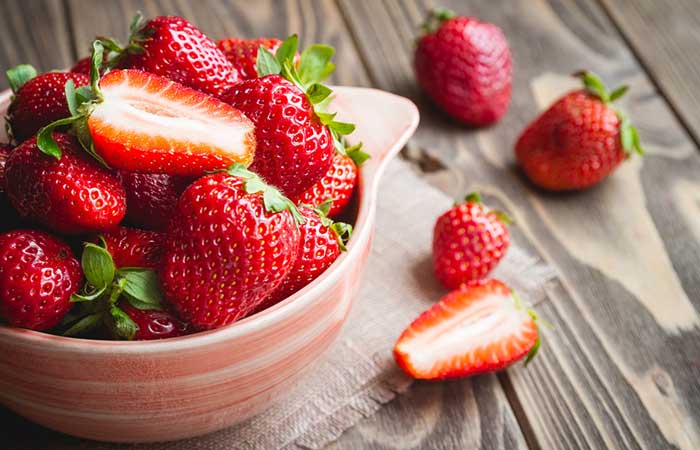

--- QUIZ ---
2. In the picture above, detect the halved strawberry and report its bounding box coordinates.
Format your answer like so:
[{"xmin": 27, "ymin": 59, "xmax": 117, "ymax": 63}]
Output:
[
  {"xmin": 87, "ymin": 69, "xmax": 255, "ymax": 175},
  {"xmin": 394, "ymin": 279, "xmax": 540, "ymax": 380}
]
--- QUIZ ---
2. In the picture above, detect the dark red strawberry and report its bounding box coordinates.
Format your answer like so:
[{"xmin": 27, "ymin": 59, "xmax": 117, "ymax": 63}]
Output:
[
  {"xmin": 515, "ymin": 71, "xmax": 643, "ymax": 190},
  {"xmin": 100, "ymin": 227, "xmax": 164, "ymax": 269},
  {"xmin": 120, "ymin": 301, "xmax": 190, "ymax": 340},
  {"xmin": 256, "ymin": 203, "xmax": 351, "ymax": 312},
  {"xmin": 120, "ymin": 15, "xmax": 239, "ymax": 97},
  {"xmin": 5, "ymin": 65, "xmax": 89, "ymax": 142},
  {"xmin": 0, "ymin": 230, "xmax": 82, "ymax": 330},
  {"xmin": 70, "ymin": 57, "xmax": 91, "ymax": 75},
  {"xmin": 394, "ymin": 279, "xmax": 540, "ymax": 380},
  {"xmin": 217, "ymin": 37, "xmax": 299, "ymax": 80},
  {"xmin": 5, "ymin": 133, "xmax": 126, "ymax": 235},
  {"xmin": 433, "ymin": 193, "xmax": 510, "ymax": 290},
  {"xmin": 0, "ymin": 144, "xmax": 21, "ymax": 232},
  {"xmin": 118, "ymin": 172, "xmax": 191, "ymax": 230},
  {"xmin": 161, "ymin": 164, "xmax": 302, "ymax": 329},
  {"xmin": 414, "ymin": 8, "xmax": 511, "ymax": 126},
  {"xmin": 293, "ymin": 144, "xmax": 367, "ymax": 218},
  {"xmin": 221, "ymin": 35, "xmax": 358, "ymax": 198}
]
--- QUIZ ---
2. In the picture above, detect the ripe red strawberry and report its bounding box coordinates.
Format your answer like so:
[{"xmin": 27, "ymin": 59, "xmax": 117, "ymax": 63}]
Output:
[
  {"xmin": 221, "ymin": 35, "xmax": 357, "ymax": 198},
  {"xmin": 119, "ymin": 301, "xmax": 190, "ymax": 340},
  {"xmin": 0, "ymin": 145, "xmax": 21, "ymax": 232},
  {"xmin": 433, "ymin": 193, "xmax": 510, "ymax": 290},
  {"xmin": 5, "ymin": 133, "xmax": 126, "ymax": 235},
  {"xmin": 293, "ymin": 145, "xmax": 367, "ymax": 218},
  {"xmin": 120, "ymin": 15, "xmax": 239, "ymax": 97},
  {"xmin": 0, "ymin": 230, "xmax": 82, "ymax": 330},
  {"xmin": 161, "ymin": 164, "xmax": 302, "ymax": 328},
  {"xmin": 83, "ymin": 69, "xmax": 255, "ymax": 176},
  {"xmin": 118, "ymin": 172, "xmax": 191, "ymax": 230},
  {"xmin": 100, "ymin": 227, "xmax": 164, "ymax": 269},
  {"xmin": 515, "ymin": 72, "xmax": 643, "ymax": 191},
  {"xmin": 217, "ymin": 37, "xmax": 299, "ymax": 80},
  {"xmin": 414, "ymin": 8, "xmax": 511, "ymax": 126},
  {"xmin": 70, "ymin": 57, "xmax": 91, "ymax": 75},
  {"xmin": 5, "ymin": 65, "xmax": 89, "ymax": 142},
  {"xmin": 394, "ymin": 279, "xmax": 540, "ymax": 380},
  {"xmin": 256, "ymin": 203, "xmax": 351, "ymax": 312}
]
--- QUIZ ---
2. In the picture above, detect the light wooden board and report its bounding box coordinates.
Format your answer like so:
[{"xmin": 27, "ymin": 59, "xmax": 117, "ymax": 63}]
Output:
[{"xmin": 337, "ymin": 1, "xmax": 700, "ymax": 449}]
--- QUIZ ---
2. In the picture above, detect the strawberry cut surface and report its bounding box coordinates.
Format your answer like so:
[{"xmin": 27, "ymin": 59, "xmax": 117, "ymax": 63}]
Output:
[
  {"xmin": 88, "ymin": 69, "xmax": 256, "ymax": 176},
  {"xmin": 394, "ymin": 279, "xmax": 538, "ymax": 380}
]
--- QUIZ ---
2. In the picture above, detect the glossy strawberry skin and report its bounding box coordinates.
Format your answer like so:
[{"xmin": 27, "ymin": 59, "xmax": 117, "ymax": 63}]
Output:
[
  {"xmin": 70, "ymin": 57, "xmax": 91, "ymax": 75},
  {"xmin": 257, "ymin": 207, "xmax": 341, "ymax": 311},
  {"xmin": 161, "ymin": 172, "xmax": 300, "ymax": 328},
  {"xmin": 221, "ymin": 74, "xmax": 334, "ymax": 198},
  {"xmin": 125, "ymin": 16, "xmax": 239, "ymax": 97},
  {"xmin": 415, "ymin": 16, "xmax": 511, "ymax": 126},
  {"xmin": 6, "ymin": 72, "xmax": 90, "ymax": 143},
  {"xmin": 0, "ymin": 144, "xmax": 21, "ymax": 232},
  {"xmin": 394, "ymin": 279, "xmax": 538, "ymax": 380},
  {"xmin": 0, "ymin": 230, "xmax": 82, "ymax": 330},
  {"xmin": 293, "ymin": 153, "xmax": 358, "ymax": 218},
  {"xmin": 118, "ymin": 172, "xmax": 190, "ymax": 230},
  {"xmin": 433, "ymin": 200, "xmax": 509, "ymax": 290},
  {"xmin": 100, "ymin": 227, "xmax": 164, "ymax": 269},
  {"xmin": 120, "ymin": 301, "xmax": 191, "ymax": 340},
  {"xmin": 217, "ymin": 38, "xmax": 297, "ymax": 81},
  {"xmin": 515, "ymin": 90, "xmax": 626, "ymax": 191},
  {"xmin": 88, "ymin": 69, "xmax": 256, "ymax": 176},
  {"xmin": 5, "ymin": 133, "xmax": 126, "ymax": 235}
]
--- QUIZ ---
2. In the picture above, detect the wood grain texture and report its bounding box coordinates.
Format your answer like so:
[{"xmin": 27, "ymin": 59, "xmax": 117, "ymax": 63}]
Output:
[
  {"xmin": 599, "ymin": 0, "xmax": 700, "ymax": 144},
  {"xmin": 337, "ymin": 0, "xmax": 700, "ymax": 449}
]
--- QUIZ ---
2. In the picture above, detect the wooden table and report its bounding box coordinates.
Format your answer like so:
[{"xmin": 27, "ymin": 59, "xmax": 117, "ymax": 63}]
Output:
[{"xmin": 2, "ymin": 1, "xmax": 699, "ymax": 449}]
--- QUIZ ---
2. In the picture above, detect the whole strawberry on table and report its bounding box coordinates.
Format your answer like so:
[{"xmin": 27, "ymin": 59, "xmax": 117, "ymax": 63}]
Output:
[{"xmin": 0, "ymin": 14, "xmax": 365, "ymax": 341}]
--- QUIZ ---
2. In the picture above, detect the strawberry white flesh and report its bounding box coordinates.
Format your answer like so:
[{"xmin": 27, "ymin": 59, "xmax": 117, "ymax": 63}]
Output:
[
  {"xmin": 88, "ymin": 69, "xmax": 256, "ymax": 176},
  {"xmin": 394, "ymin": 279, "xmax": 538, "ymax": 380}
]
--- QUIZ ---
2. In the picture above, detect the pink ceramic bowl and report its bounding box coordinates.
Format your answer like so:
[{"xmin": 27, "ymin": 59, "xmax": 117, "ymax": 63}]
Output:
[{"xmin": 0, "ymin": 86, "xmax": 419, "ymax": 442}]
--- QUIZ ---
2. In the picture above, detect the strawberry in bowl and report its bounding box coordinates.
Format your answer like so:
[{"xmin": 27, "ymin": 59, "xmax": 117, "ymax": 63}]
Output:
[{"xmin": 0, "ymin": 14, "xmax": 419, "ymax": 443}]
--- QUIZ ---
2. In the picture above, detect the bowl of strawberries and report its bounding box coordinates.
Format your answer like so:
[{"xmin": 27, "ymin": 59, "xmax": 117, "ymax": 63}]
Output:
[{"xmin": 0, "ymin": 15, "xmax": 418, "ymax": 442}]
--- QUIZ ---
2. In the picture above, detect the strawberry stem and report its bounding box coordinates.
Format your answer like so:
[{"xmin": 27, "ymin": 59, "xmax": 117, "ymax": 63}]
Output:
[{"xmin": 420, "ymin": 7, "xmax": 456, "ymax": 34}]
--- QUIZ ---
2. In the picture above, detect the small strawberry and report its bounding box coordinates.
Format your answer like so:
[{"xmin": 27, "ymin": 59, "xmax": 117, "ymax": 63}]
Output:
[
  {"xmin": 0, "ymin": 230, "xmax": 82, "ymax": 330},
  {"xmin": 414, "ymin": 8, "xmax": 511, "ymax": 126},
  {"xmin": 5, "ymin": 133, "xmax": 126, "ymax": 235},
  {"xmin": 293, "ymin": 144, "xmax": 368, "ymax": 218},
  {"xmin": 217, "ymin": 37, "xmax": 299, "ymax": 81},
  {"xmin": 4, "ymin": 65, "xmax": 89, "ymax": 142},
  {"xmin": 118, "ymin": 172, "xmax": 191, "ymax": 230},
  {"xmin": 515, "ymin": 71, "xmax": 644, "ymax": 191},
  {"xmin": 107, "ymin": 14, "xmax": 239, "ymax": 97},
  {"xmin": 62, "ymin": 238, "xmax": 169, "ymax": 340},
  {"xmin": 256, "ymin": 201, "xmax": 352, "ymax": 312},
  {"xmin": 221, "ymin": 35, "xmax": 358, "ymax": 198},
  {"xmin": 70, "ymin": 57, "xmax": 91, "ymax": 75},
  {"xmin": 433, "ymin": 193, "xmax": 510, "ymax": 290},
  {"xmin": 119, "ymin": 301, "xmax": 190, "ymax": 340},
  {"xmin": 100, "ymin": 227, "xmax": 164, "ymax": 269},
  {"xmin": 394, "ymin": 279, "xmax": 540, "ymax": 380},
  {"xmin": 161, "ymin": 164, "xmax": 303, "ymax": 329}
]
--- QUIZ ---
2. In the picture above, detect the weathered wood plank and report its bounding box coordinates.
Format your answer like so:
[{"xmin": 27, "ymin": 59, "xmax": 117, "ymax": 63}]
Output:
[
  {"xmin": 337, "ymin": 0, "xmax": 700, "ymax": 449},
  {"xmin": 0, "ymin": 0, "xmax": 74, "ymax": 89},
  {"xmin": 599, "ymin": 0, "xmax": 700, "ymax": 144}
]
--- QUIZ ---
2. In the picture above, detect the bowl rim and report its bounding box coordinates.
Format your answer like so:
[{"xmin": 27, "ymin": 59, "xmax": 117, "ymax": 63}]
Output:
[{"xmin": 0, "ymin": 86, "xmax": 419, "ymax": 353}]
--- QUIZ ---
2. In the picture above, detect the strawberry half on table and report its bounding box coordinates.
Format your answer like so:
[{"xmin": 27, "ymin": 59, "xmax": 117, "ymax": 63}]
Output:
[
  {"xmin": 394, "ymin": 279, "xmax": 541, "ymax": 380},
  {"xmin": 35, "ymin": 41, "xmax": 256, "ymax": 177}
]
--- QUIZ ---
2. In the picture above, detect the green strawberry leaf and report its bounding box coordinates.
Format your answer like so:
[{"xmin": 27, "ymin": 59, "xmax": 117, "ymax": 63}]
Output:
[
  {"xmin": 493, "ymin": 210, "xmax": 514, "ymax": 225},
  {"xmin": 331, "ymin": 222, "xmax": 353, "ymax": 252},
  {"xmin": 82, "ymin": 242, "xmax": 116, "ymax": 289},
  {"xmin": 316, "ymin": 111, "xmax": 337, "ymax": 126},
  {"xmin": 36, "ymin": 116, "xmax": 80, "ymax": 159},
  {"xmin": 63, "ymin": 312, "xmax": 103, "ymax": 337},
  {"xmin": 256, "ymin": 46, "xmax": 282, "ymax": 77},
  {"xmin": 619, "ymin": 114, "xmax": 634, "ymax": 155},
  {"xmin": 630, "ymin": 126, "xmax": 644, "ymax": 156},
  {"xmin": 298, "ymin": 44, "xmax": 334, "ymax": 87},
  {"xmin": 420, "ymin": 8, "xmax": 457, "ymax": 34},
  {"xmin": 64, "ymin": 79, "xmax": 78, "ymax": 116},
  {"xmin": 129, "ymin": 11, "xmax": 146, "ymax": 34},
  {"xmin": 74, "ymin": 85, "xmax": 94, "ymax": 103},
  {"xmin": 275, "ymin": 34, "xmax": 298, "ymax": 65},
  {"xmin": 576, "ymin": 71, "xmax": 609, "ymax": 103},
  {"xmin": 464, "ymin": 192, "xmax": 482, "ymax": 204},
  {"xmin": 5, "ymin": 64, "xmax": 37, "ymax": 94},
  {"xmin": 70, "ymin": 285, "xmax": 107, "ymax": 303},
  {"xmin": 609, "ymin": 85, "xmax": 629, "ymax": 102},
  {"xmin": 90, "ymin": 40, "xmax": 104, "ymax": 99},
  {"xmin": 327, "ymin": 120, "xmax": 355, "ymax": 136},
  {"xmin": 109, "ymin": 306, "xmax": 138, "ymax": 340},
  {"xmin": 119, "ymin": 268, "xmax": 164, "ymax": 310},
  {"xmin": 524, "ymin": 332, "xmax": 541, "ymax": 366},
  {"xmin": 307, "ymin": 83, "xmax": 332, "ymax": 105},
  {"xmin": 345, "ymin": 142, "xmax": 370, "ymax": 166},
  {"xmin": 316, "ymin": 198, "xmax": 334, "ymax": 217}
]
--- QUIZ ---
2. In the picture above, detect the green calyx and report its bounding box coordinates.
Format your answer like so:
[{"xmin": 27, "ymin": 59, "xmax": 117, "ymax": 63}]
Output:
[
  {"xmin": 306, "ymin": 198, "xmax": 353, "ymax": 251},
  {"xmin": 460, "ymin": 192, "xmax": 513, "ymax": 225},
  {"xmin": 255, "ymin": 34, "xmax": 363, "ymax": 156},
  {"xmin": 226, "ymin": 163, "xmax": 306, "ymax": 225},
  {"xmin": 5, "ymin": 64, "xmax": 37, "ymax": 94},
  {"xmin": 340, "ymin": 141, "xmax": 370, "ymax": 166},
  {"xmin": 511, "ymin": 290, "xmax": 544, "ymax": 367},
  {"xmin": 420, "ymin": 7, "xmax": 456, "ymax": 34},
  {"xmin": 36, "ymin": 40, "xmax": 106, "ymax": 162},
  {"xmin": 574, "ymin": 71, "xmax": 644, "ymax": 157},
  {"xmin": 62, "ymin": 237, "xmax": 164, "ymax": 340}
]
